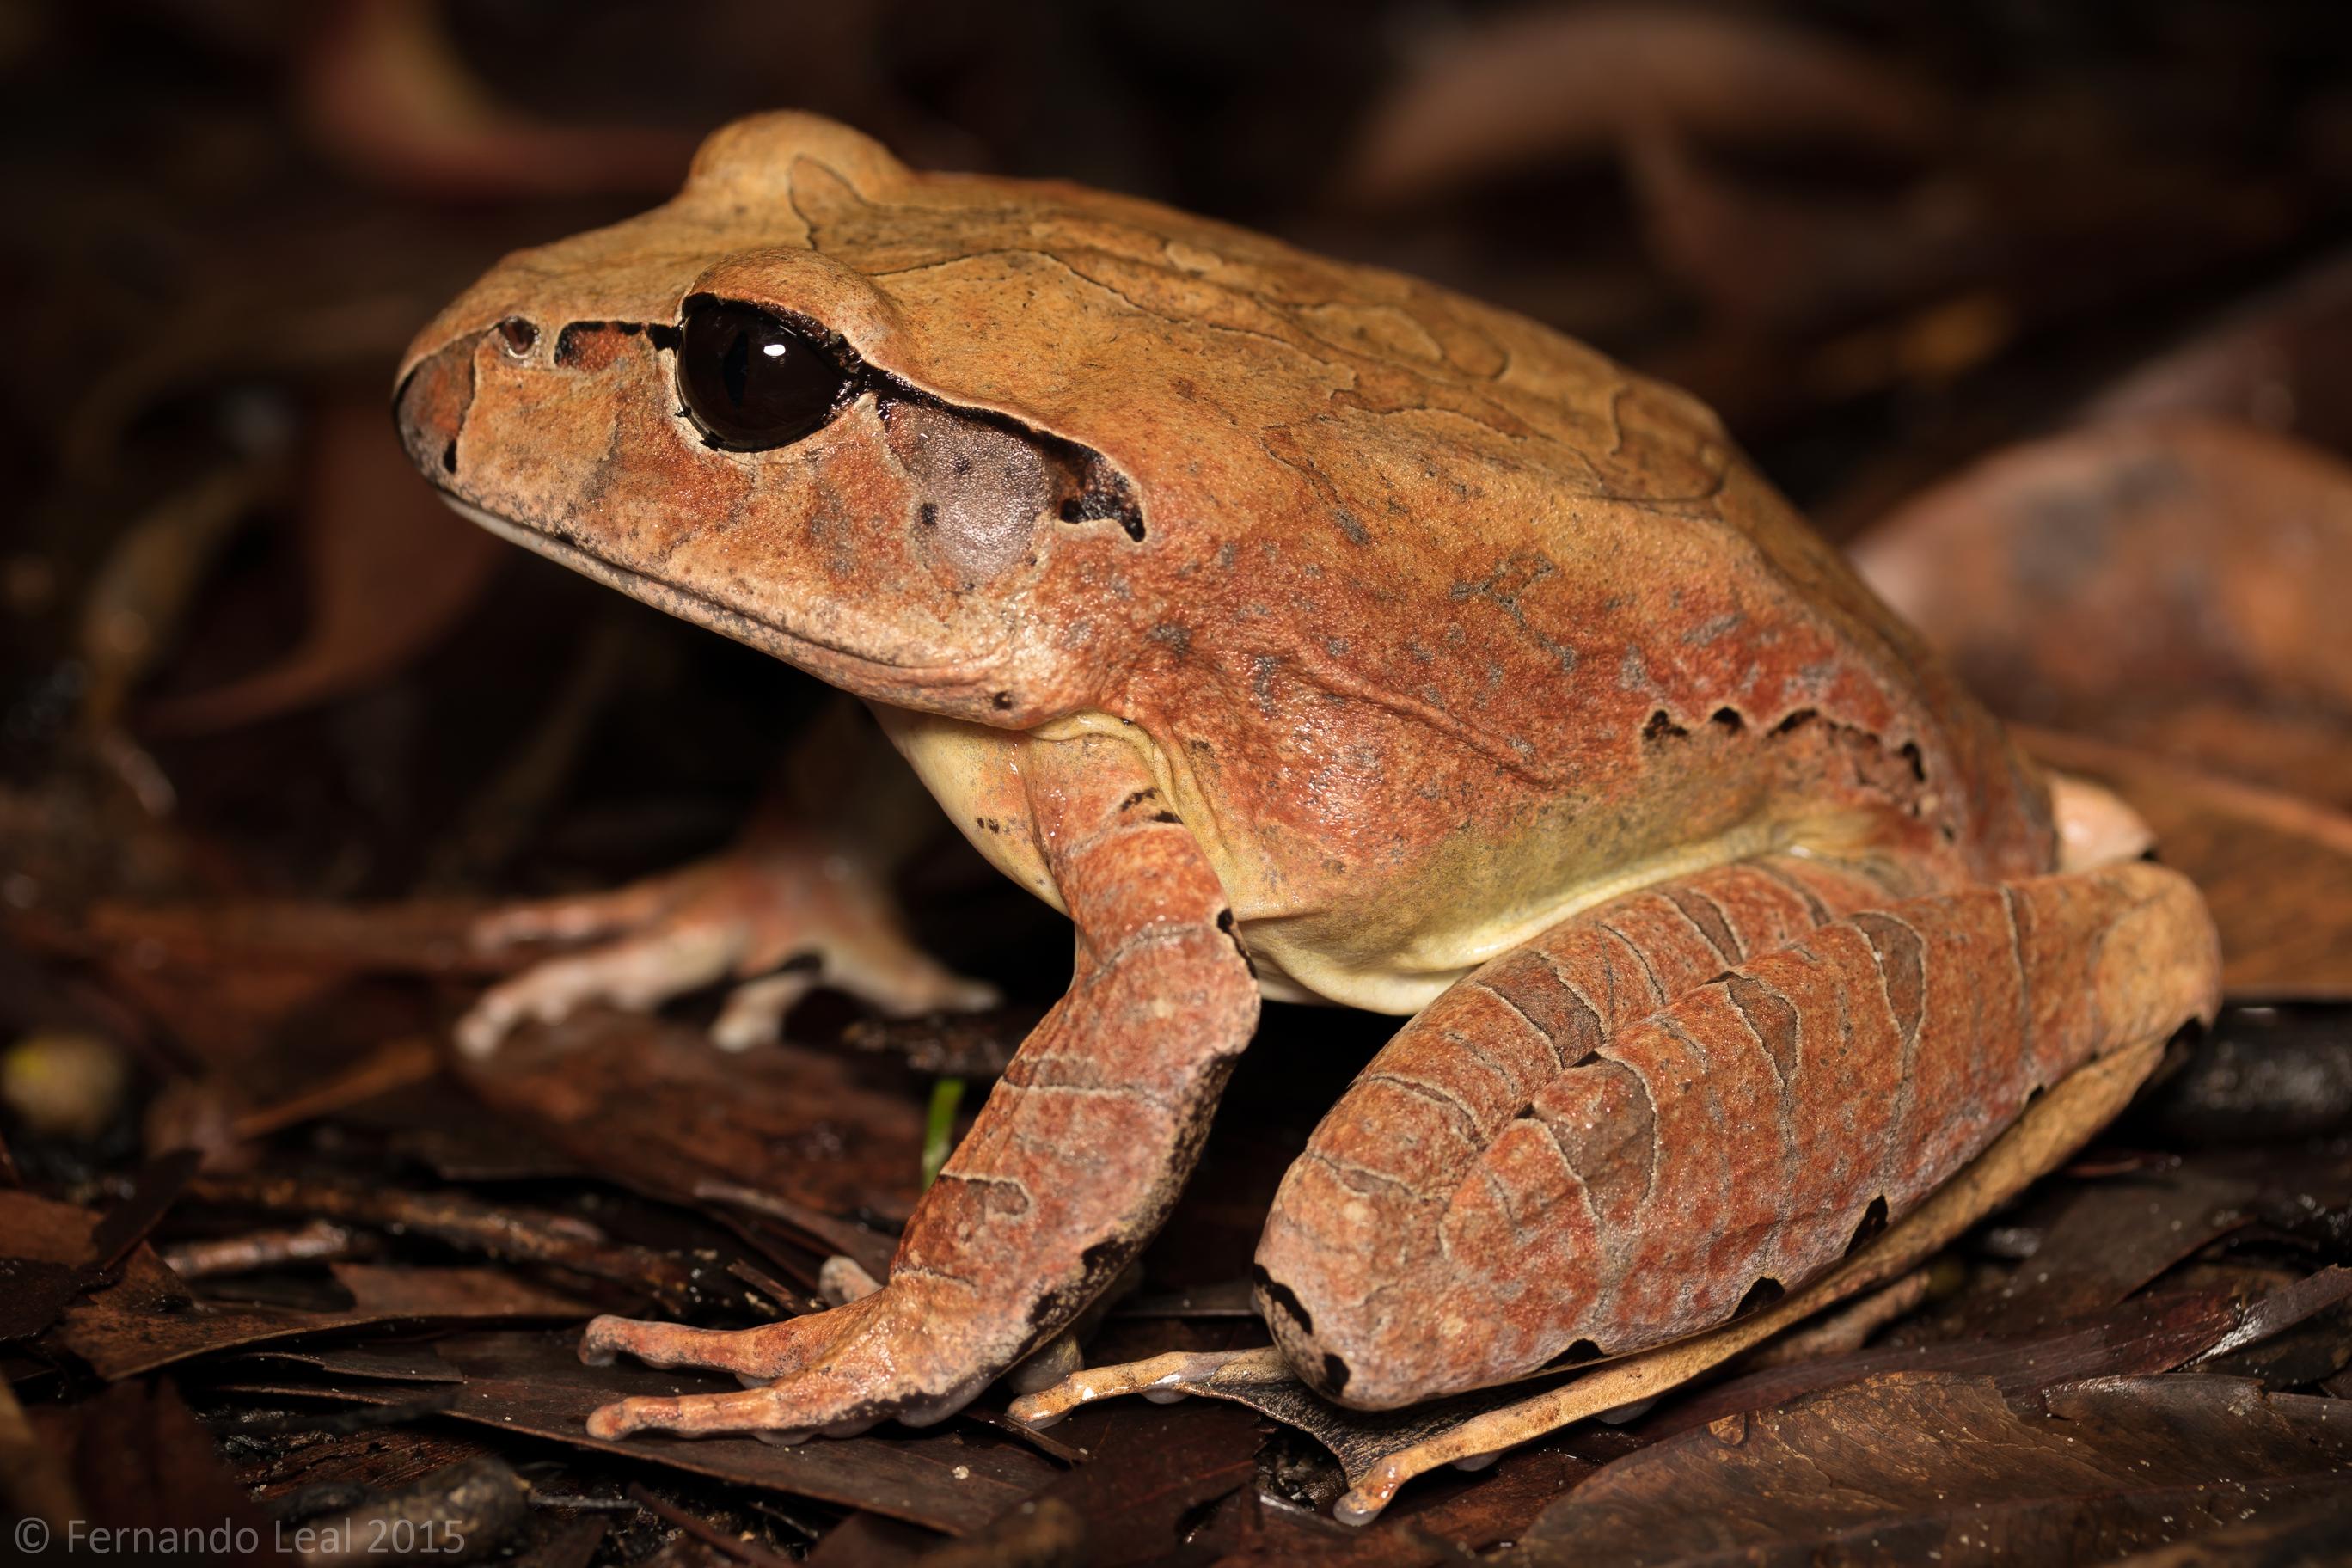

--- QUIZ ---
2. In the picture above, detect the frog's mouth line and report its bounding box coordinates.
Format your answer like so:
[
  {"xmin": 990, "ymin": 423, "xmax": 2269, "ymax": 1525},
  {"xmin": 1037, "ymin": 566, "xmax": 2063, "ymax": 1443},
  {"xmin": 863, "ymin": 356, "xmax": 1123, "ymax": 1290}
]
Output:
[{"xmin": 437, "ymin": 493, "xmax": 1014, "ymax": 691}]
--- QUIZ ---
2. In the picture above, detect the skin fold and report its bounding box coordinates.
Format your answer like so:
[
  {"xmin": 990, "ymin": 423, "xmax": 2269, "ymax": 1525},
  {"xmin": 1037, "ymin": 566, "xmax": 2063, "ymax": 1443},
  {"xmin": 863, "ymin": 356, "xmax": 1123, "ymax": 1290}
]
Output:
[{"xmin": 394, "ymin": 113, "xmax": 2220, "ymax": 1438}]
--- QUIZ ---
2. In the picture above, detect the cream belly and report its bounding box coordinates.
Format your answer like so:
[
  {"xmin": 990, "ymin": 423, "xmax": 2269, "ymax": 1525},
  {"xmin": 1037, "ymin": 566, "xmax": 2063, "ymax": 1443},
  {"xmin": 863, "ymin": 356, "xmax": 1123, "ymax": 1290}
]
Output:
[{"xmin": 873, "ymin": 702, "xmax": 1823, "ymax": 1019}]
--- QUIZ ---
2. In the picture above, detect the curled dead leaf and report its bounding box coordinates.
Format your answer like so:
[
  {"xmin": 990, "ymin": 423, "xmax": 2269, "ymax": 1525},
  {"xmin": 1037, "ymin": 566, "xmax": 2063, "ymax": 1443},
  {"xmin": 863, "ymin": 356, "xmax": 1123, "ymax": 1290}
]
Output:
[
  {"xmin": 1854, "ymin": 419, "xmax": 2352, "ymax": 781},
  {"xmin": 1339, "ymin": 5, "xmax": 1945, "ymax": 209}
]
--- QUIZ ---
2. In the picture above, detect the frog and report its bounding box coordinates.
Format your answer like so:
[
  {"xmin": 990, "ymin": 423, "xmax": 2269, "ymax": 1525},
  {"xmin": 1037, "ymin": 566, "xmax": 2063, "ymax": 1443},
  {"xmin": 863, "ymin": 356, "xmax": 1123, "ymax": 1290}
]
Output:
[{"xmin": 394, "ymin": 113, "xmax": 2220, "ymax": 1445}]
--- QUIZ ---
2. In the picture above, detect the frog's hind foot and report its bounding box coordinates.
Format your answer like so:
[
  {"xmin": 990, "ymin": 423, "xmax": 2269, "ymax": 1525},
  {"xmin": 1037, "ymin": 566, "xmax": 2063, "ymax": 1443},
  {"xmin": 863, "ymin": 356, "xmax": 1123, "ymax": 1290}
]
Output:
[
  {"xmin": 1007, "ymin": 1346, "xmax": 1291, "ymax": 1428},
  {"xmin": 1253, "ymin": 854, "xmax": 2220, "ymax": 1412}
]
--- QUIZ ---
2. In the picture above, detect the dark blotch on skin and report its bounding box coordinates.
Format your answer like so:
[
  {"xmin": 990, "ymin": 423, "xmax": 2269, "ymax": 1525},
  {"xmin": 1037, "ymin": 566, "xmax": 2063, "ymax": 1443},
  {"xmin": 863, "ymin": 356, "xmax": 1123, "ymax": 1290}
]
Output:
[
  {"xmin": 1853, "ymin": 912, "xmax": 1927, "ymax": 1050},
  {"xmin": 1546, "ymin": 1338, "xmax": 1603, "ymax": 1370},
  {"xmin": 1847, "ymin": 1195, "xmax": 1890, "ymax": 1255},
  {"xmin": 1253, "ymin": 1265, "xmax": 1314, "ymax": 1336}
]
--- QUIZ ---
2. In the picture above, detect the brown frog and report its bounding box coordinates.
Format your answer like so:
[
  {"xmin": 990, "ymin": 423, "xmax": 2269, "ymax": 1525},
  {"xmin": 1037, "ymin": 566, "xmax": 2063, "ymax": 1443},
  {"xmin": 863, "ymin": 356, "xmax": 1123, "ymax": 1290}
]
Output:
[{"xmin": 394, "ymin": 113, "xmax": 2219, "ymax": 1448}]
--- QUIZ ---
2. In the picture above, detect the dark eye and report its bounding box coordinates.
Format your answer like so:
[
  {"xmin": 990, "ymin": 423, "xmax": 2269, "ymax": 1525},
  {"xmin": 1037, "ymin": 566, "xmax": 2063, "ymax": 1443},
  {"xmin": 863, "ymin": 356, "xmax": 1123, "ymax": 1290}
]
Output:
[{"xmin": 676, "ymin": 297, "xmax": 849, "ymax": 450}]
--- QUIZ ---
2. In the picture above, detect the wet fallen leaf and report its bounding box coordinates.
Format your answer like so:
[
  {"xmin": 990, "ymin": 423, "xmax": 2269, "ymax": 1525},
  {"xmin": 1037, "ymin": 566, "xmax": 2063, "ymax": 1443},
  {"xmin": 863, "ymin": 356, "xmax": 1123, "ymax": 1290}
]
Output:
[
  {"xmin": 225, "ymin": 1418, "xmax": 491, "ymax": 1509},
  {"xmin": 463, "ymin": 1008, "xmax": 928, "ymax": 1226},
  {"xmin": 1642, "ymin": 1285, "xmax": 2248, "ymax": 1442},
  {"xmin": 0, "ymin": 1151, "xmax": 199, "ymax": 1342},
  {"xmin": 2190, "ymin": 1268, "xmax": 2352, "ymax": 1390},
  {"xmin": 5, "ymin": 1189, "xmax": 592, "ymax": 1379},
  {"xmin": 41, "ymin": 896, "xmax": 504, "ymax": 1070},
  {"xmin": 185, "ymin": 1168, "xmax": 709, "ymax": 1313},
  {"xmin": 2098, "ymin": 1485, "xmax": 2352, "ymax": 1567},
  {"xmin": 1517, "ymin": 1373, "xmax": 2352, "ymax": 1565},
  {"xmin": 1958, "ymin": 1163, "xmax": 2255, "ymax": 1332},
  {"xmin": 843, "ymin": 1007, "xmax": 1038, "ymax": 1080},
  {"xmin": 289, "ymin": 1455, "xmax": 533, "ymax": 1568},
  {"xmin": 997, "ymin": 1398, "xmax": 1265, "ymax": 1567},
  {"xmin": 24, "ymin": 1379, "xmax": 274, "ymax": 1553},
  {"xmin": 235, "ymin": 1327, "xmax": 1057, "ymax": 1535}
]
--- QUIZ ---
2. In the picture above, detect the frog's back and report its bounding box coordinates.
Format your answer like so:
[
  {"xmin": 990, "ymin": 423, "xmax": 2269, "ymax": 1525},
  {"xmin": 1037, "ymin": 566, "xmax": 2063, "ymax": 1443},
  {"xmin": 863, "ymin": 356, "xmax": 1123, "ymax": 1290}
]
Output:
[
  {"xmin": 416, "ymin": 113, "xmax": 2054, "ymax": 1011},
  {"xmin": 698, "ymin": 122, "xmax": 2056, "ymax": 995}
]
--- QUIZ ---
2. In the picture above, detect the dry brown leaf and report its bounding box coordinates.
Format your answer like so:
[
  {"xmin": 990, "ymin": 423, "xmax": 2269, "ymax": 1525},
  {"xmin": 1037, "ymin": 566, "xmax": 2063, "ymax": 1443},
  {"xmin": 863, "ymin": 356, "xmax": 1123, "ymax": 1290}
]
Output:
[
  {"xmin": 1338, "ymin": 4, "xmax": 1945, "ymax": 209},
  {"xmin": 1620, "ymin": 126, "xmax": 1987, "ymax": 336},
  {"xmin": 297, "ymin": 0, "xmax": 694, "ymax": 199},
  {"xmin": 144, "ymin": 400, "xmax": 505, "ymax": 734},
  {"xmin": 2019, "ymin": 727, "xmax": 2352, "ymax": 998},
  {"xmin": 2088, "ymin": 248, "xmax": 2352, "ymax": 457},
  {"xmin": 77, "ymin": 460, "xmax": 282, "ymax": 730},
  {"xmin": 1854, "ymin": 419, "xmax": 2352, "ymax": 781}
]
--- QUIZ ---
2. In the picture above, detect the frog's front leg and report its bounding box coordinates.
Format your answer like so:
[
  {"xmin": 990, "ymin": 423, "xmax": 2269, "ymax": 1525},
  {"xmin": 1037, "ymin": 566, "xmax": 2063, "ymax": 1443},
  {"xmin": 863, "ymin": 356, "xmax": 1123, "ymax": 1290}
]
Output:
[
  {"xmin": 579, "ymin": 735, "xmax": 1260, "ymax": 1440},
  {"xmin": 1253, "ymin": 854, "xmax": 2219, "ymax": 1411}
]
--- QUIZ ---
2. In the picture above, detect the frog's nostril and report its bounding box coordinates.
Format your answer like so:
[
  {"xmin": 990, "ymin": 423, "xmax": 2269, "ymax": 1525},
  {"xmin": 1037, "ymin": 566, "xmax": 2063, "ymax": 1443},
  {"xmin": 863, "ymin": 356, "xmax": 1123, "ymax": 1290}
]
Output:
[
  {"xmin": 494, "ymin": 315, "xmax": 539, "ymax": 358},
  {"xmin": 394, "ymin": 340, "xmax": 476, "ymax": 486}
]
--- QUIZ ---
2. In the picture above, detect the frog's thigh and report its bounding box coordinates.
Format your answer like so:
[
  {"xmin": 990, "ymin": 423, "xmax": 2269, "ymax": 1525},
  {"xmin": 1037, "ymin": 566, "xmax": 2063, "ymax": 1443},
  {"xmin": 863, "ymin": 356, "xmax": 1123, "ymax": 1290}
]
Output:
[{"xmin": 1254, "ymin": 857, "xmax": 2219, "ymax": 1411}]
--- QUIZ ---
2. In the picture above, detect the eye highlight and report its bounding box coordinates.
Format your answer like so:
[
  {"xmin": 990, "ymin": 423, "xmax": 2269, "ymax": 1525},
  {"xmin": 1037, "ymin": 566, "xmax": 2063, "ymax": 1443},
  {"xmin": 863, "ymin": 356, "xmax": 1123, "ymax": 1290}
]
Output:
[{"xmin": 676, "ymin": 297, "xmax": 850, "ymax": 450}]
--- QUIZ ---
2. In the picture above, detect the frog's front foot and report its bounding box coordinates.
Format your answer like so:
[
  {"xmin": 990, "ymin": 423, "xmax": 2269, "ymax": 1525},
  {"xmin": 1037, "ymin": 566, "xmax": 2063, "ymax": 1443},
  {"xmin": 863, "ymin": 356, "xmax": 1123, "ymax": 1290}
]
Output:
[
  {"xmin": 458, "ymin": 826, "xmax": 997, "ymax": 1057},
  {"xmin": 577, "ymin": 1293, "xmax": 982, "ymax": 1441}
]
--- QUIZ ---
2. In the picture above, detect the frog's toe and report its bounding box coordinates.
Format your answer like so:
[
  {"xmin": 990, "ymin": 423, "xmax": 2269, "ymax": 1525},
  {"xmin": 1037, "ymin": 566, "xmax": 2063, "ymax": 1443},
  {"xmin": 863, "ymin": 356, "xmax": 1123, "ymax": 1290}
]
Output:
[
  {"xmin": 458, "ymin": 922, "xmax": 741, "ymax": 1055},
  {"xmin": 579, "ymin": 1314, "xmax": 808, "ymax": 1378},
  {"xmin": 708, "ymin": 971, "xmax": 821, "ymax": 1050},
  {"xmin": 585, "ymin": 1387, "xmax": 818, "ymax": 1443}
]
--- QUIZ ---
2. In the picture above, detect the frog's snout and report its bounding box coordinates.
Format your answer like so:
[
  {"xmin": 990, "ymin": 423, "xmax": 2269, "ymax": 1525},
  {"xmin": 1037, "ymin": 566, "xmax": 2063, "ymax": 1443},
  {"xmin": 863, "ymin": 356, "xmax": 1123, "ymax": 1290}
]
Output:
[{"xmin": 393, "ymin": 332, "xmax": 484, "ymax": 485}]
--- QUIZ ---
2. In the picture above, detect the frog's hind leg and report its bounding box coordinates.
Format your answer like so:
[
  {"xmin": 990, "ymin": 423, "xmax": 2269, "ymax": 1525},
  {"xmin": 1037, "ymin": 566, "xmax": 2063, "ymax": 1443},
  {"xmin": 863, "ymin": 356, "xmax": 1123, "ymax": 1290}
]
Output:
[{"xmin": 1252, "ymin": 854, "xmax": 2219, "ymax": 1411}]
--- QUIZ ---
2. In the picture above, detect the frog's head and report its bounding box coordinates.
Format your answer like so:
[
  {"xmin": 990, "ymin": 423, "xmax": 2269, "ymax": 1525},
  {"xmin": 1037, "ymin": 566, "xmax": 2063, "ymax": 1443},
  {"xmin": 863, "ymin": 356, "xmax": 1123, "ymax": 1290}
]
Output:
[{"xmin": 394, "ymin": 113, "xmax": 1148, "ymax": 724}]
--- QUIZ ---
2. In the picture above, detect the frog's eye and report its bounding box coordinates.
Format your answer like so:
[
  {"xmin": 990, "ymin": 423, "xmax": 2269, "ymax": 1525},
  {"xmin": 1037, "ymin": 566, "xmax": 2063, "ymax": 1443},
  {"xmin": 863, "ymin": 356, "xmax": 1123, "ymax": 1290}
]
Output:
[{"xmin": 676, "ymin": 297, "xmax": 850, "ymax": 450}]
